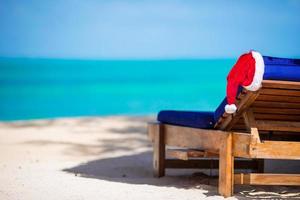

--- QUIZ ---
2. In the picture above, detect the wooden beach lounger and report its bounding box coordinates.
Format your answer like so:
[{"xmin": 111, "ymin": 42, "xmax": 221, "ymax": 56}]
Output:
[{"xmin": 148, "ymin": 56, "xmax": 300, "ymax": 197}]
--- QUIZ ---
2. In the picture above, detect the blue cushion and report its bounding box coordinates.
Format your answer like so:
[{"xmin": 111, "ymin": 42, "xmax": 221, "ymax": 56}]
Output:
[
  {"xmin": 214, "ymin": 98, "xmax": 227, "ymax": 122},
  {"xmin": 263, "ymin": 56, "xmax": 300, "ymax": 81},
  {"xmin": 157, "ymin": 110, "xmax": 215, "ymax": 129},
  {"xmin": 263, "ymin": 56, "xmax": 300, "ymax": 66}
]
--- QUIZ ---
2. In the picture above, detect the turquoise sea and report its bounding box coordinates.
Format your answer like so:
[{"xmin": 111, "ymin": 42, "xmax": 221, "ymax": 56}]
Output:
[{"xmin": 0, "ymin": 58, "xmax": 235, "ymax": 121}]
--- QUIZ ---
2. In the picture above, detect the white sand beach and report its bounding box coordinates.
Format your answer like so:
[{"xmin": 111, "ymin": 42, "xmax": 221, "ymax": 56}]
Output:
[{"xmin": 0, "ymin": 116, "xmax": 299, "ymax": 200}]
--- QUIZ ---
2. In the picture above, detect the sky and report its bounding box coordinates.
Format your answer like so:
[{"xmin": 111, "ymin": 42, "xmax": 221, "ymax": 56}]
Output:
[{"xmin": 0, "ymin": 0, "xmax": 300, "ymax": 59}]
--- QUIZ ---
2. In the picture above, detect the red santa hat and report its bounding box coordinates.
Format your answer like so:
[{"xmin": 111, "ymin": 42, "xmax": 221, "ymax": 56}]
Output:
[{"xmin": 225, "ymin": 51, "xmax": 265, "ymax": 114}]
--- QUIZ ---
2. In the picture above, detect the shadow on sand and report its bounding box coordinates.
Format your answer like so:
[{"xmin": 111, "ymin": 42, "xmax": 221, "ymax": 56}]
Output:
[
  {"xmin": 63, "ymin": 151, "xmax": 300, "ymax": 199},
  {"xmin": 63, "ymin": 151, "xmax": 220, "ymax": 197}
]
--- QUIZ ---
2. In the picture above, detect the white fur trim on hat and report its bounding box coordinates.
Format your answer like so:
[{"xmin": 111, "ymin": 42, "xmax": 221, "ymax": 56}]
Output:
[
  {"xmin": 244, "ymin": 51, "xmax": 265, "ymax": 91},
  {"xmin": 225, "ymin": 104, "xmax": 237, "ymax": 114}
]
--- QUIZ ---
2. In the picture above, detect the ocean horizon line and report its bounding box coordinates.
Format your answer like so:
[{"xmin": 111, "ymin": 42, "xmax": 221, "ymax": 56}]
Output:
[{"xmin": 1, "ymin": 55, "xmax": 300, "ymax": 62}]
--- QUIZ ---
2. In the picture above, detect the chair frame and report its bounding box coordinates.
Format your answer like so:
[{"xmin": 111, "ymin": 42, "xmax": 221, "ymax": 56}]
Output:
[{"xmin": 148, "ymin": 80, "xmax": 300, "ymax": 197}]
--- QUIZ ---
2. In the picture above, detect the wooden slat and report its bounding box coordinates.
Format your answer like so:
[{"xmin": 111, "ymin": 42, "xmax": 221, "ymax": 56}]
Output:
[
  {"xmin": 216, "ymin": 91, "xmax": 260, "ymax": 130},
  {"xmin": 250, "ymin": 141, "xmax": 300, "ymax": 160},
  {"xmin": 166, "ymin": 149, "xmax": 218, "ymax": 160},
  {"xmin": 253, "ymin": 101, "xmax": 300, "ymax": 109},
  {"xmin": 262, "ymin": 80, "xmax": 300, "ymax": 90},
  {"xmin": 188, "ymin": 150, "xmax": 217, "ymax": 158},
  {"xmin": 256, "ymin": 120, "xmax": 300, "ymax": 132},
  {"xmin": 234, "ymin": 173, "xmax": 300, "ymax": 185},
  {"xmin": 214, "ymin": 91, "xmax": 246, "ymax": 129},
  {"xmin": 163, "ymin": 124, "xmax": 228, "ymax": 151},
  {"xmin": 260, "ymin": 88, "xmax": 300, "ymax": 96},
  {"xmin": 253, "ymin": 107, "xmax": 300, "ymax": 115},
  {"xmin": 255, "ymin": 113, "xmax": 300, "ymax": 121},
  {"xmin": 167, "ymin": 149, "xmax": 190, "ymax": 160},
  {"xmin": 257, "ymin": 94, "xmax": 300, "ymax": 103}
]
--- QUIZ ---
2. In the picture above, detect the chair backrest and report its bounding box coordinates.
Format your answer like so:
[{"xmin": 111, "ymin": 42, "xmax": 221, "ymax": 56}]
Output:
[{"xmin": 214, "ymin": 80, "xmax": 300, "ymax": 137}]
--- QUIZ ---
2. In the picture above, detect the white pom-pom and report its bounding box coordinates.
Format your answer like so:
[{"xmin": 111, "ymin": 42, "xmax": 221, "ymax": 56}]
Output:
[{"xmin": 225, "ymin": 104, "xmax": 237, "ymax": 114}]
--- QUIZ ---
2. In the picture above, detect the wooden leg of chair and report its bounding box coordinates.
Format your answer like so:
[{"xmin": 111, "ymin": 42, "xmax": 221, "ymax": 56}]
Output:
[
  {"xmin": 152, "ymin": 124, "xmax": 165, "ymax": 177},
  {"xmin": 219, "ymin": 133, "xmax": 233, "ymax": 197}
]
